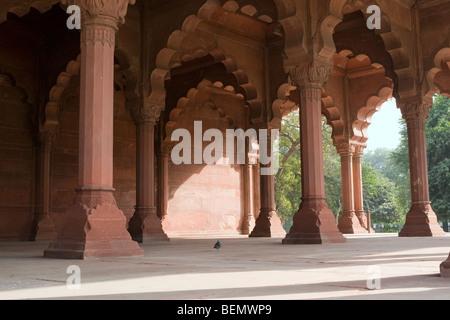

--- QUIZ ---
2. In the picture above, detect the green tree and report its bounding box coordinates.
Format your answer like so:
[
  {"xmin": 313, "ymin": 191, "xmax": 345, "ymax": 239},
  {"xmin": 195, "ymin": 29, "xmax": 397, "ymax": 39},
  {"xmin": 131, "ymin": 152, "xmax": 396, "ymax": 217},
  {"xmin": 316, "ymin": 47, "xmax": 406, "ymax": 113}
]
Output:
[
  {"xmin": 275, "ymin": 111, "xmax": 301, "ymax": 230},
  {"xmin": 364, "ymin": 147, "xmax": 410, "ymax": 219},
  {"xmin": 362, "ymin": 161, "xmax": 405, "ymax": 232},
  {"xmin": 364, "ymin": 148, "xmax": 398, "ymax": 181},
  {"xmin": 322, "ymin": 119, "xmax": 343, "ymax": 219},
  {"xmin": 275, "ymin": 110, "xmax": 408, "ymax": 233},
  {"xmin": 388, "ymin": 95, "xmax": 449, "ymax": 231},
  {"xmin": 275, "ymin": 111, "xmax": 354, "ymax": 230},
  {"xmin": 275, "ymin": 112, "xmax": 346, "ymax": 229},
  {"xmin": 427, "ymin": 95, "xmax": 450, "ymax": 230},
  {"xmin": 386, "ymin": 116, "xmax": 412, "ymax": 219}
]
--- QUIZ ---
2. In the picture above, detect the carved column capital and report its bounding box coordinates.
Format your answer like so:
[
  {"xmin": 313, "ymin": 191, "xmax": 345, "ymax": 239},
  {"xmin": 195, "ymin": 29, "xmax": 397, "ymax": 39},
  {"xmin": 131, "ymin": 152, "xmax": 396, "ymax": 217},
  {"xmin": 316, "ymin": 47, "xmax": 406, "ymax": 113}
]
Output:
[
  {"xmin": 354, "ymin": 145, "xmax": 365, "ymax": 157},
  {"xmin": 336, "ymin": 142, "xmax": 356, "ymax": 156},
  {"xmin": 62, "ymin": 0, "xmax": 135, "ymax": 49},
  {"xmin": 61, "ymin": 0, "xmax": 136, "ymax": 25},
  {"xmin": 290, "ymin": 64, "xmax": 331, "ymax": 89},
  {"xmin": 39, "ymin": 130, "xmax": 57, "ymax": 147},
  {"xmin": 131, "ymin": 99, "xmax": 164, "ymax": 125},
  {"xmin": 398, "ymin": 100, "xmax": 431, "ymax": 121}
]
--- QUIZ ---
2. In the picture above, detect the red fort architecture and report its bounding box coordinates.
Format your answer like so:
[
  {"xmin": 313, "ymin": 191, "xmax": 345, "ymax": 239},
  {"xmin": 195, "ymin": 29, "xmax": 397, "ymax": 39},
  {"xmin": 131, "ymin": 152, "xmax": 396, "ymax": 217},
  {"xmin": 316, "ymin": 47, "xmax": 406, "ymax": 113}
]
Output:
[{"xmin": 0, "ymin": 0, "xmax": 448, "ymax": 275}]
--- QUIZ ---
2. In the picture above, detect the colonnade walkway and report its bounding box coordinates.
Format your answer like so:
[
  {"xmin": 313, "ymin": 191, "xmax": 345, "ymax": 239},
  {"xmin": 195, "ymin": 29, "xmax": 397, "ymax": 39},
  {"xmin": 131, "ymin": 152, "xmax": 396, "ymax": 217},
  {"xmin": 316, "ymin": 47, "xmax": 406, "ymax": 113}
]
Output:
[{"xmin": 1, "ymin": 234, "xmax": 449, "ymax": 300}]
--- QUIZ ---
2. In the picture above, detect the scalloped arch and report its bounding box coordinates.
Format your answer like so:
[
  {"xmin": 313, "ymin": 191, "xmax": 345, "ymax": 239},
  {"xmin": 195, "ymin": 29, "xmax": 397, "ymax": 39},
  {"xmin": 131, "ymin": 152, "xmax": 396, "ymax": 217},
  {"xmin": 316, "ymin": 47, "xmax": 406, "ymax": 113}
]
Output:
[
  {"xmin": 322, "ymin": 94, "xmax": 345, "ymax": 145},
  {"xmin": 426, "ymin": 47, "xmax": 450, "ymax": 102},
  {"xmin": 0, "ymin": 72, "xmax": 36, "ymax": 141},
  {"xmin": 322, "ymin": 0, "xmax": 411, "ymax": 99},
  {"xmin": 352, "ymin": 86, "xmax": 393, "ymax": 146},
  {"xmin": 274, "ymin": 50, "xmax": 394, "ymax": 148},
  {"xmin": 149, "ymin": 2, "xmax": 271, "ymax": 129},
  {"xmin": 221, "ymin": 0, "xmax": 280, "ymax": 24},
  {"xmin": 42, "ymin": 54, "xmax": 81, "ymax": 132},
  {"xmin": 322, "ymin": 50, "xmax": 394, "ymax": 148},
  {"xmin": 0, "ymin": 72, "xmax": 32, "ymax": 106},
  {"xmin": 0, "ymin": 0, "xmax": 61, "ymax": 24},
  {"xmin": 164, "ymin": 79, "xmax": 239, "ymax": 143},
  {"xmin": 42, "ymin": 49, "xmax": 139, "ymax": 133}
]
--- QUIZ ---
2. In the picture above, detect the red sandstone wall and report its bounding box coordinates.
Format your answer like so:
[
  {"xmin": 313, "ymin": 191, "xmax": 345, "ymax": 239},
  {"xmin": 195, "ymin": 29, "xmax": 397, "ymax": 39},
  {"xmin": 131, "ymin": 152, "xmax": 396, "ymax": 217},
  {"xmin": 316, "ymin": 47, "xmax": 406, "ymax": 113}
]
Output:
[
  {"xmin": 0, "ymin": 78, "xmax": 34, "ymax": 240},
  {"xmin": 164, "ymin": 161, "xmax": 244, "ymax": 236},
  {"xmin": 161, "ymin": 85, "xmax": 249, "ymax": 237},
  {"xmin": 112, "ymin": 92, "xmax": 137, "ymax": 222},
  {"xmin": 51, "ymin": 90, "xmax": 78, "ymax": 230},
  {"xmin": 51, "ymin": 87, "xmax": 137, "ymax": 231}
]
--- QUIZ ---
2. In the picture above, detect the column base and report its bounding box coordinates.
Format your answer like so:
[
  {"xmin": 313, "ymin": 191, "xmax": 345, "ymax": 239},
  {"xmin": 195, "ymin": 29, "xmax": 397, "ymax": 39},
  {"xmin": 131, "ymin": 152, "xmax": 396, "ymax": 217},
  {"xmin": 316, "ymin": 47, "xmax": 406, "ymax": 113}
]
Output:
[
  {"xmin": 33, "ymin": 215, "xmax": 57, "ymax": 241},
  {"xmin": 399, "ymin": 203, "xmax": 445, "ymax": 237},
  {"xmin": 44, "ymin": 189, "xmax": 143, "ymax": 259},
  {"xmin": 440, "ymin": 253, "xmax": 450, "ymax": 278},
  {"xmin": 128, "ymin": 207, "xmax": 169, "ymax": 243},
  {"xmin": 283, "ymin": 198, "xmax": 346, "ymax": 244},
  {"xmin": 338, "ymin": 211, "xmax": 369, "ymax": 234},
  {"xmin": 356, "ymin": 211, "xmax": 375, "ymax": 233},
  {"xmin": 241, "ymin": 213, "xmax": 256, "ymax": 236},
  {"xmin": 249, "ymin": 209, "xmax": 286, "ymax": 238}
]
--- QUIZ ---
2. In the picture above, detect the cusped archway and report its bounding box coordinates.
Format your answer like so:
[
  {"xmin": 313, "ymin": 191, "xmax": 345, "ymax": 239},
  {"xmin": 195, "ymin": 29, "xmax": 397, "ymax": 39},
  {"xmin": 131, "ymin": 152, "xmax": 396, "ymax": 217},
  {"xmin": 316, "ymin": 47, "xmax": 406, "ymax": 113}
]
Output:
[
  {"xmin": 322, "ymin": 0, "xmax": 412, "ymax": 100},
  {"xmin": 426, "ymin": 47, "xmax": 450, "ymax": 102}
]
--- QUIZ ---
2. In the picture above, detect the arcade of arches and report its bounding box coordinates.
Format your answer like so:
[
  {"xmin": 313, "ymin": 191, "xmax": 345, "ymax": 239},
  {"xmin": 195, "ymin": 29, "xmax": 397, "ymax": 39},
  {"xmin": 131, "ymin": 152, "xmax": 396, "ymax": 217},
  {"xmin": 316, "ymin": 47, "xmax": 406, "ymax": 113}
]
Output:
[{"xmin": 0, "ymin": 0, "xmax": 449, "ymax": 275}]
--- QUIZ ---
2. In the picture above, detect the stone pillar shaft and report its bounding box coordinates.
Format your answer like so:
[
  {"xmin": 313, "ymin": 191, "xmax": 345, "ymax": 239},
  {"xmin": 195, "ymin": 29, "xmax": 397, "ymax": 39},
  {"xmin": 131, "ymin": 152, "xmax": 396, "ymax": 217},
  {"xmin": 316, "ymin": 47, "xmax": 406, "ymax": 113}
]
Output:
[
  {"xmin": 340, "ymin": 151, "xmax": 355, "ymax": 215},
  {"xmin": 137, "ymin": 121, "xmax": 156, "ymax": 208},
  {"xmin": 338, "ymin": 150, "xmax": 356, "ymax": 233},
  {"xmin": 242, "ymin": 164, "xmax": 254, "ymax": 235},
  {"xmin": 128, "ymin": 117, "xmax": 168, "ymax": 242},
  {"xmin": 158, "ymin": 151, "xmax": 169, "ymax": 220},
  {"xmin": 283, "ymin": 64, "xmax": 346, "ymax": 244},
  {"xmin": 337, "ymin": 145, "xmax": 369, "ymax": 234},
  {"xmin": 44, "ymin": 1, "xmax": 143, "ymax": 259},
  {"xmin": 78, "ymin": 22, "xmax": 116, "ymax": 189},
  {"xmin": 353, "ymin": 149, "xmax": 370, "ymax": 232},
  {"xmin": 407, "ymin": 118, "xmax": 430, "ymax": 204},
  {"xmin": 250, "ymin": 131, "xmax": 285, "ymax": 237},
  {"xmin": 441, "ymin": 253, "xmax": 450, "ymax": 278},
  {"xmin": 352, "ymin": 150, "xmax": 364, "ymax": 219},
  {"xmin": 33, "ymin": 131, "xmax": 57, "ymax": 241},
  {"xmin": 399, "ymin": 101, "xmax": 444, "ymax": 237}
]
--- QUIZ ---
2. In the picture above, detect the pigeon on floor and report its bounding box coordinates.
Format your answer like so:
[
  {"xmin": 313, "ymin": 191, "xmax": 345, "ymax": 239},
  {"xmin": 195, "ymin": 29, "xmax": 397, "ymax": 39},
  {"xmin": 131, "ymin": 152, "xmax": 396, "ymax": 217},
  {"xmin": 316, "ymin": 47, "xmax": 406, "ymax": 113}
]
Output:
[{"xmin": 214, "ymin": 240, "xmax": 221, "ymax": 250}]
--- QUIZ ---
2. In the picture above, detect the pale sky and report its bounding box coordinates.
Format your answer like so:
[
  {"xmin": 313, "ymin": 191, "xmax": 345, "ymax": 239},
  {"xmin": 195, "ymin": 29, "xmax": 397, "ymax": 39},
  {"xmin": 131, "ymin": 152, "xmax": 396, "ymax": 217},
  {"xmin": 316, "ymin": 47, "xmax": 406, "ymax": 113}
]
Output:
[{"xmin": 366, "ymin": 99, "xmax": 403, "ymax": 152}]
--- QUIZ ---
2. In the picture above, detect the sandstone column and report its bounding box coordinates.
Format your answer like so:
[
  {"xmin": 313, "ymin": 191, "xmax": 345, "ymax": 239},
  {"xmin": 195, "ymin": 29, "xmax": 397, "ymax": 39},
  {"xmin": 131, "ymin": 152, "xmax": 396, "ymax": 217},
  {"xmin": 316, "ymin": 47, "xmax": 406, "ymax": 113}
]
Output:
[
  {"xmin": 353, "ymin": 146, "xmax": 370, "ymax": 232},
  {"xmin": 336, "ymin": 144, "xmax": 356, "ymax": 233},
  {"xmin": 398, "ymin": 100, "xmax": 444, "ymax": 237},
  {"xmin": 128, "ymin": 103, "xmax": 168, "ymax": 242},
  {"xmin": 283, "ymin": 64, "xmax": 346, "ymax": 244},
  {"xmin": 441, "ymin": 253, "xmax": 450, "ymax": 278},
  {"xmin": 33, "ymin": 131, "xmax": 57, "ymax": 241},
  {"xmin": 44, "ymin": 0, "xmax": 143, "ymax": 259},
  {"xmin": 250, "ymin": 130, "xmax": 285, "ymax": 237},
  {"xmin": 157, "ymin": 151, "xmax": 169, "ymax": 221},
  {"xmin": 338, "ymin": 144, "xmax": 368, "ymax": 234},
  {"xmin": 242, "ymin": 162, "xmax": 254, "ymax": 235},
  {"xmin": 252, "ymin": 163, "xmax": 261, "ymax": 222}
]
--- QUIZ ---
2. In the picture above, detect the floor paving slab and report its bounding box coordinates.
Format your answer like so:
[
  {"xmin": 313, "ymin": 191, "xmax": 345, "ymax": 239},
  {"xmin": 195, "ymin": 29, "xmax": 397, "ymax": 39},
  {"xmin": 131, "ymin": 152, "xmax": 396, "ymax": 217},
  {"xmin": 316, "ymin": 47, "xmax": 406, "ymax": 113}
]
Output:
[{"xmin": 0, "ymin": 234, "xmax": 449, "ymax": 300}]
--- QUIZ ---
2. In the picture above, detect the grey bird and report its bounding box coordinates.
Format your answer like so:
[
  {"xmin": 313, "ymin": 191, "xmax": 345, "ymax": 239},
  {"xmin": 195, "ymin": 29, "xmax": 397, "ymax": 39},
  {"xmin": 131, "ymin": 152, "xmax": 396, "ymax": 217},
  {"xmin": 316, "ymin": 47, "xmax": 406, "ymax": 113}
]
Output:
[{"xmin": 214, "ymin": 240, "xmax": 221, "ymax": 250}]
